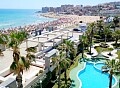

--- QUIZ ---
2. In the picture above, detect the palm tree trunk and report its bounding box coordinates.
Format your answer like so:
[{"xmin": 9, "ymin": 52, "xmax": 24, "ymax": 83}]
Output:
[
  {"xmin": 16, "ymin": 73, "xmax": 23, "ymax": 88},
  {"xmin": 105, "ymin": 35, "xmax": 106, "ymax": 44},
  {"xmin": 82, "ymin": 43, "xmax": 84, "ymax": 58},
  {"xmin": 115, "ymin": 39, "xmax": 118, "ymax": 48},
  {"xmin": 90, "ymin": 44, "xmax": 91, "ymax": 54},
  {"xmin": 109, "ymin": 74, "xmax": 112, "ymax": 88},
  {"xmin": 58, "ymin": 66, "xmax": 61, "ymax": 88},
  {"xmin": 64, "ymin": 69, "xmax": 67, "ymax": 85},
  {"xmin": 89, "ymin": 35, "xmax": 92, "ymax": 55},
  {"xmin": 82, "ymin": 49, "xmax": 84, "ymax": 58},
  {"xmin": 114, "ymin": 26, "xmax": 116, "ymax": 31}
]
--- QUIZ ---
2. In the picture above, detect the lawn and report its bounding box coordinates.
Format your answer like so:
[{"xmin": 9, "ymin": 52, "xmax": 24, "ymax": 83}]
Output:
[
  {"xmin": 95, "ymin": 46, "xmax": 113, "ymax": 53},
  {"xmin": 116, "ymin": 50, "xmax": 120, "ymax": 59}
]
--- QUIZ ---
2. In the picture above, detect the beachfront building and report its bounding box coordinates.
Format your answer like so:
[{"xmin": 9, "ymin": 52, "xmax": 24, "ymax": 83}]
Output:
[
  {"xmin": 100, "ymin": 9, "xmax": 120, "ymax": 16},
  {"xmin": 79, "ymin": 23, "xmax": 87, "ymax": 32},
  {"xmin": 42, "ymin": 7, "xmax": 49, "ymax": 13},
  {"xmin": 0, "ymin": 28, "xmax": 83, "ymax": 88}
]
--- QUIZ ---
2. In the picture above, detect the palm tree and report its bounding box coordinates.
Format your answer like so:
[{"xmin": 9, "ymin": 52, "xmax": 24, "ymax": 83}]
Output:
[
  {"xmin": 113, "ymin": 16, "xmax": 119, "ymax": 31},
  {"xmin": 0, "ymin": 33, "xmax": 9, "ymax": 51},
  {"xmin": 58, "ymin": 40, "xmax": 76, "ymax": 60},
  {"xmin": 103, "ymin": 26, "xmax": 111, "ymax": 44},
  {"xmin": 25, "ymin": 46, "xmax": 37, "ymax": 63},
  {"xmin": 80, "ymin": 35, "xmax": 87, "ymax": 58},
  {"xmin": 9, "ymin": 31, "xmax": 32, "ymax": 88},
  {"xmin": 103, "ymin": 59, "xmax": 119, "ymax": 88},
  {"xmin": 96, "ymin": 20, "xmax": 104, "ymax": 35},
  {"xmin": 110, "ymin": 22, "xmax": 115, "ymax": 31},
  {"xmin": 112, "ymin": 30, "xmax": 120, "ymax": 48},
  {"xmin": 61, "ymin": 58, "xmax": 71, "ymax": 86},
  {"xmin": 65, "ymin": 40, "xmax": 76, "ymax": 60},
  {"xmin": 86, "ymin": 22, "xmax": 95, "ymax": 54},
  {"xmin": 52, "ymin": 51, "xmax": 66, "ymax": 88},
  {"xmin": 85, "ymin": 29, "xmax": 91, "ymax": 53}
]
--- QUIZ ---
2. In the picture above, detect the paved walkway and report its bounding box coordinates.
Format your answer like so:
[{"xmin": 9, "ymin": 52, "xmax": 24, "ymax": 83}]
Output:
[
  {"xmin": 84, "ymin": 46, "xmax": 98, "ymax": 58},
  {"xmin": 87, "ymin": 42, "xmax": 119, "ymax": 60},
  {"xmin": 69, "ymin": 62, "xmax": 84, "ymax": 88},
  {"xmin": 101, "ymin": 49, "xmax": 118, "ymax": 60},
  {"xmin": 0, "ymin": 49, "xmax": 13, "ymax": 71},
  {"xmin": 101, "ymin": 42, "xmax": 118, "ymax": 60}
]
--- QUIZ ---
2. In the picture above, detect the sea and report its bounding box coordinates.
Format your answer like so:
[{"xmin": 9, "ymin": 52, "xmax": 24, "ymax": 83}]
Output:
[{"xmin": 0, "ymin": 9, "xmax": 55, "ymax": 29}]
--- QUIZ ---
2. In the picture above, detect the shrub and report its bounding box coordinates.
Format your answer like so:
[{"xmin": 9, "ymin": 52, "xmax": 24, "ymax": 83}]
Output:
[
  {"xmin": 100, "ymin": 43, "xmax": 108, "ymax": 48},
  {"xmin": 94, "ymin": 35, "xmax": 101, "ymax": 39},
  {"xmin": 39, "ymin": 70, "xmax": 43, "ymax": 73}
]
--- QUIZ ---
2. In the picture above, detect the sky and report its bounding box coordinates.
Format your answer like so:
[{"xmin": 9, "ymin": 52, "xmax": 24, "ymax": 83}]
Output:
[{"xmin": 0, "ymin": 0, "xmax": 119, "ymax": 9}]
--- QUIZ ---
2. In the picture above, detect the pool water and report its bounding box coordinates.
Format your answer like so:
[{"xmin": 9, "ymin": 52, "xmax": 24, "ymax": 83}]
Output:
[
  {"xmin": 95, "ymin": 63, "xmax": 105, "ymax": 70},
  {"xmin": 78, "ymin": 63, "xmax": 115, "ymax": 88}
]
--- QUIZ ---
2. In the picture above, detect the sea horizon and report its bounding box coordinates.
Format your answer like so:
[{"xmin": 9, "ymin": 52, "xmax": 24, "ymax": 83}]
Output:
[{"xmin": 0, "ymin": 9, "xmax": 55, "ymax": 30}]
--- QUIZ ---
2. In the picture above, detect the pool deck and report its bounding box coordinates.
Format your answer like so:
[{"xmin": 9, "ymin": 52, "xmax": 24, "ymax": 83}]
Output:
[
  {"xmin": 113, "ymin": 75, "xmax": 120, "ymax": 88},
  {"xmin": 70, "ymin": 61, "xmax": 119, "ymax": 88},
  {"xmin": 69, "ymin": 62, "xmax": 84, "ymax": 88},
  {"xmin": 70, "ymin": 42, "xmax": 120, "ymax": 88}
]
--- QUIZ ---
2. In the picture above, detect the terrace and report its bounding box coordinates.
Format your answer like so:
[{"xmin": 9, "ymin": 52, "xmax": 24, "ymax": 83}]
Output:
[{"xmin": 0, "ymin": 28, "xmax": 82, "ymax": 87}]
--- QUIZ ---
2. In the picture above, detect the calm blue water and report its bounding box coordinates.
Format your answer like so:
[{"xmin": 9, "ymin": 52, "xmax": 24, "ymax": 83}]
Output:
[
  {"xmin": 78, "ymin": 63, "xmax": 115, "ymax": 88},
  {"xmin": 0, "ymin": 9, "xmax": 55, "ymax": 29},
  {"xmin": 95, "ymin": 63, "xmax": 105, "ymax": 70}
]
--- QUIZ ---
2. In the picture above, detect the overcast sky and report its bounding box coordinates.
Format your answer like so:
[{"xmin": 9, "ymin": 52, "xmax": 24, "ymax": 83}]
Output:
[{"xmin": 0, "ymin": 0, "xmax": 119, "ymax": 9}]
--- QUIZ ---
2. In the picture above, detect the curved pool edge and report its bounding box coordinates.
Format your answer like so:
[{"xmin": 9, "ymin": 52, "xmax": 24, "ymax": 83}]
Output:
[
  {"xmin": 77, "ymin": 62, "xmax": 86, "ymax": 88},
  {"xmin": 112, "ymin": 75, "xmax": 118, "ymax": 88},
  {"xmin": 76, "ymin": 61, "xmax": 94, "ymax": 88},
  {"xmin": 94, "ymin": 62, "xmax": 118, "ymax": 88},
  {"xmin": 76, "ymin": 62, "xmax": 118, "ymax": 88},
  {"xmin": 69, "ymin": 62, "xmax": 85, "ymax": 88}
]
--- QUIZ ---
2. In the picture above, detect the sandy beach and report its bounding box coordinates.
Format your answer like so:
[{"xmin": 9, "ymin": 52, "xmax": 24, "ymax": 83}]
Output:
[{"xmin": 41, "ymin": 12, "xmax": 101, "ymax": 24}]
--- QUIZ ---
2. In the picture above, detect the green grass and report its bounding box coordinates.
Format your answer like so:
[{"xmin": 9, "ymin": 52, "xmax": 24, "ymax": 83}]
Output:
[
  {"xmin": 52, "ymin": 54, "xmax": 82, "ymax": 88},
  {"xmin": 95, "ymin": 46, "xmax": 113, "ymax": 53},
  {"xmin": 116, "ymin": 50, "xmax": 120, "ymax": 59}
]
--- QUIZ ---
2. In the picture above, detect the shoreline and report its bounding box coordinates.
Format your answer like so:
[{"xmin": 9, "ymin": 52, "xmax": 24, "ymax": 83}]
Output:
[{"xmin": 0, "ymin": 12, "xmax": 101, "ymax": 34}]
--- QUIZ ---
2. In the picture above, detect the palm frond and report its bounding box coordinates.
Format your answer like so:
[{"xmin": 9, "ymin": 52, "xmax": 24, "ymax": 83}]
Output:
[
  {"xmin": 10, "ymin": 62, "xmax": 18, "ymax": 73},
  {"xmin": 26, "ymin": 47, "xmax": 37, "ymax": 53},
  {"xmin": 20, "ymin": 56, "xmax": 30, "ymax": 70},
  {"xmin": 26, "ymin": 53, "xmax": 35, "ymax": 61}
]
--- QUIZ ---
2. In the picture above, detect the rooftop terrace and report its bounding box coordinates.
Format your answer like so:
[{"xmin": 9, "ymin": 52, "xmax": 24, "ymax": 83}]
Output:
[{"xmin": 0, "ymin": 28, "xmax": 83, "ymax": 87}]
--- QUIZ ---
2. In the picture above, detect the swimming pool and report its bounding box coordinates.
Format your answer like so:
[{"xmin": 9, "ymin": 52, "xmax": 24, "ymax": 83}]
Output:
[
  {"xmin": 95, "ymin": 63, "xmax": 105, "ymax": 70},
  {"xmin": 78, "ymin": 62, "xmax": 116, "ymax": 88}
]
